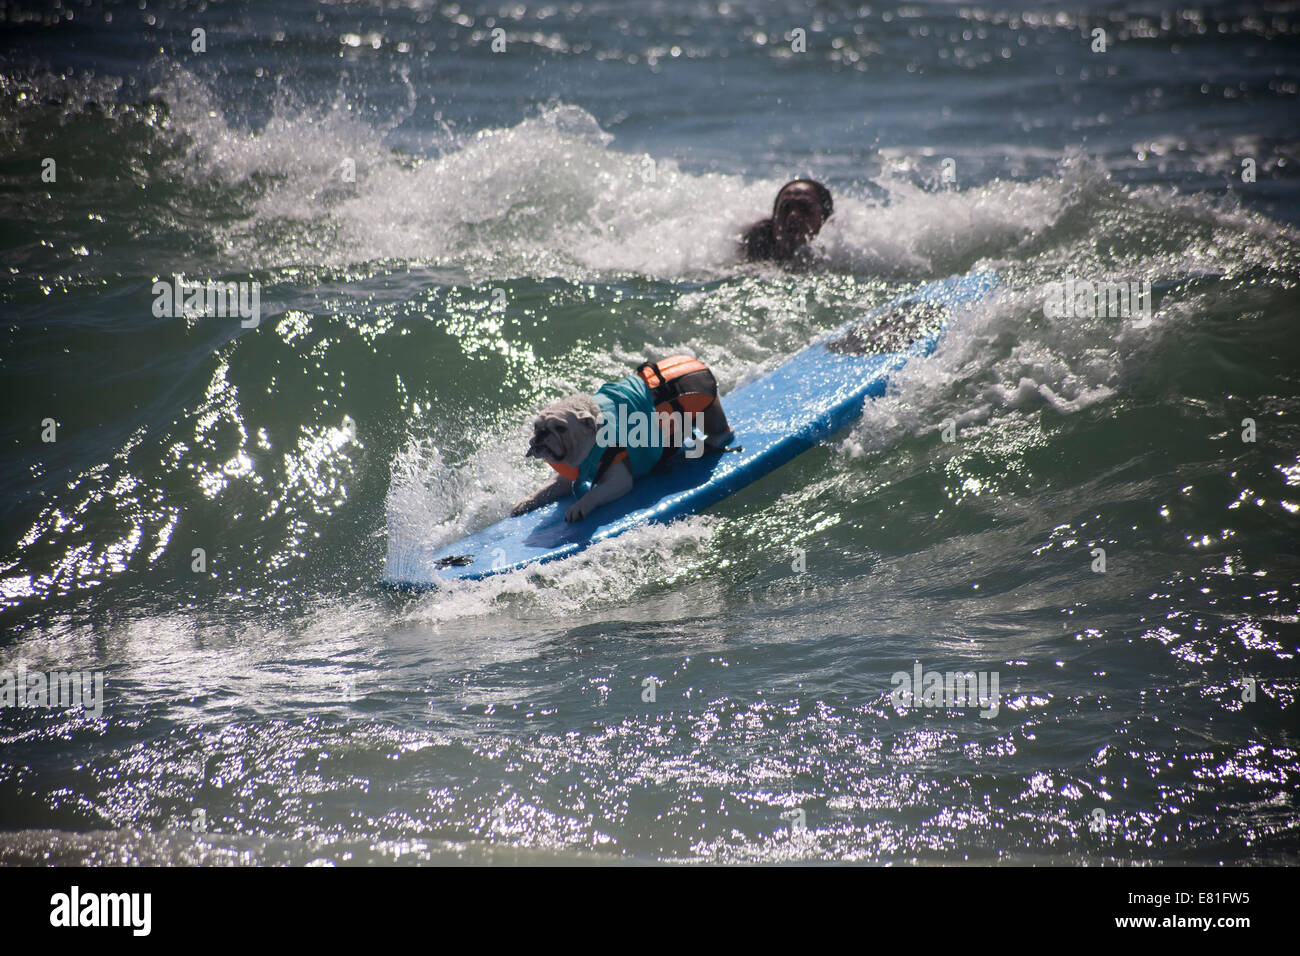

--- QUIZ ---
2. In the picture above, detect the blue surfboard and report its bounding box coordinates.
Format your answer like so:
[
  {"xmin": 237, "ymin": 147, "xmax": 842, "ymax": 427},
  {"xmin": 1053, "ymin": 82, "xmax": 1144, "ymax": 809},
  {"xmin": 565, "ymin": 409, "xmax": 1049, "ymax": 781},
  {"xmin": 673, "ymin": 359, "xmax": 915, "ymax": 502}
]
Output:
[{"xmin": 384, "ymin": 270, "xmax": 998, "ymax": 587}]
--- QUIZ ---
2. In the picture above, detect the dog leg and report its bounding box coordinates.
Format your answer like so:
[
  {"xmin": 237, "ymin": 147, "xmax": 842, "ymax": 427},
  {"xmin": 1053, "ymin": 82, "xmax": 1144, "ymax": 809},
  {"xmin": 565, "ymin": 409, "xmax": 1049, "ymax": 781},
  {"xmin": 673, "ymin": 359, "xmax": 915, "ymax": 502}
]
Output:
[
  {"xmin": 511, "ymin": 476, "xmax": 574, "ymax": 516},
  {"xmin": 565, "ymin": 459, "xmax": 634, "ymax": 522},
  {"xmin": 702, "ymin": 400, "xmax": 735, "ymax": 451}
]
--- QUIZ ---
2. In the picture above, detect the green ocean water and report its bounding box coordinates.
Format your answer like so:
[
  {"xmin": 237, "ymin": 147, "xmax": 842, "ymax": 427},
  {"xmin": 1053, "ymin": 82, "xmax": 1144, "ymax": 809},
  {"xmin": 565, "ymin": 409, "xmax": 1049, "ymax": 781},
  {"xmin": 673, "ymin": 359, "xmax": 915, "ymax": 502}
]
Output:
[{"xmin": 1, "ymin": 0, "xmax": 1297, "ymax": 863}]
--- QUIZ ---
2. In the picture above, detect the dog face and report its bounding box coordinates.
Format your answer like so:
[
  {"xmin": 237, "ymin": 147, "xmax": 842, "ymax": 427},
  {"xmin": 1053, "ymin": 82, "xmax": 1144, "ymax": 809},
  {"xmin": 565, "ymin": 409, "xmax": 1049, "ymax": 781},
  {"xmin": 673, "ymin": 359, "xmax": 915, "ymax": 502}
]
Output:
[{"xmin": 526, "ymin": 395, "xmax": 600, "ymax": 468}]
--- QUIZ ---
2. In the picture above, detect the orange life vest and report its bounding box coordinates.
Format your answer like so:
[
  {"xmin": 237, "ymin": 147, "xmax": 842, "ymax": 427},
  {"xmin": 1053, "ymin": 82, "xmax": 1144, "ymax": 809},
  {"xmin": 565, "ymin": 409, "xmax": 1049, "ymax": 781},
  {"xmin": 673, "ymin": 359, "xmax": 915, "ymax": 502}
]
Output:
[{"xmin": 635, "ymin": 355, "xmax": 718, "ymax": 446}]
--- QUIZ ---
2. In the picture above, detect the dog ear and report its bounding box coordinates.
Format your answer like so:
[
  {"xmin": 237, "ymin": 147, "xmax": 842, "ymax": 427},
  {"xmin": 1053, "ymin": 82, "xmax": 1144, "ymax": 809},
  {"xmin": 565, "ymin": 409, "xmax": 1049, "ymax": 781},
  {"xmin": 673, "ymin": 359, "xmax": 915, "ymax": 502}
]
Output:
[{"xmin": 572, "ymin": 406, "xmax": 598, "ymax": 427}]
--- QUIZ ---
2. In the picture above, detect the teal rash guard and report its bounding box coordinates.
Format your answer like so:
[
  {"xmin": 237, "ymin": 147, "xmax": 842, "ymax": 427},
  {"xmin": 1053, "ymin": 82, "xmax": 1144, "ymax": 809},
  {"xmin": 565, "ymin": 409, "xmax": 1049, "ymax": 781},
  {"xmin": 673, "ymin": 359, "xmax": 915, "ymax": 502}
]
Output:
[{"xmin": 573, "ymin": 374, "xmax": 665, "ymax": 484}]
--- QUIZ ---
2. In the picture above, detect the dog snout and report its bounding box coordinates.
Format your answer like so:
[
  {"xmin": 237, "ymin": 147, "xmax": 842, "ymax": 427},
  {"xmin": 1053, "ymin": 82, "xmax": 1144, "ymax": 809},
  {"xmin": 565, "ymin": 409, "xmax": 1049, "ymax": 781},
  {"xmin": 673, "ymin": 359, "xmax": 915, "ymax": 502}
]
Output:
[{"xmin": 525, "ymin": 421, "xmax": 546, "ymax": 457}]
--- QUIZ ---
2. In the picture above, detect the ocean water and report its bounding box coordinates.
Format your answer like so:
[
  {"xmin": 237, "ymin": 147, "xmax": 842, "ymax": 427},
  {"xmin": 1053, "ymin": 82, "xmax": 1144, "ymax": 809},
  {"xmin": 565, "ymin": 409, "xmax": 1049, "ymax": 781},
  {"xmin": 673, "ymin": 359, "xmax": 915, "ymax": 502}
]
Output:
[{"xmin": 1, "ymin": 0, "xmax": 1297, "ymax": 865}]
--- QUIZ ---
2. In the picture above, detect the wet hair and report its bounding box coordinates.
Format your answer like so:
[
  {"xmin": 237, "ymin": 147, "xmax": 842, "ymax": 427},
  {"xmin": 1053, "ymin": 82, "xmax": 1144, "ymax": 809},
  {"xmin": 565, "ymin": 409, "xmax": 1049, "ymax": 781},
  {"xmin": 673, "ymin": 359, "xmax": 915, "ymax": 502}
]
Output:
[{"xmin": 773, "ymin": 179, "xmax": 833, "ymax": 221}]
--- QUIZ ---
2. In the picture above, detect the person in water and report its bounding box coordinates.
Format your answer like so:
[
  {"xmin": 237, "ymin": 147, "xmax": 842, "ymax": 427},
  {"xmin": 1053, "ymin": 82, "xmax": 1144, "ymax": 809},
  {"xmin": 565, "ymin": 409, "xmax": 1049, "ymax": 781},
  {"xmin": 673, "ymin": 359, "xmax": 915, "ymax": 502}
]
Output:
[{"xmin": 741, "ymin": 179, "xmax": 834, "ymax": 262}]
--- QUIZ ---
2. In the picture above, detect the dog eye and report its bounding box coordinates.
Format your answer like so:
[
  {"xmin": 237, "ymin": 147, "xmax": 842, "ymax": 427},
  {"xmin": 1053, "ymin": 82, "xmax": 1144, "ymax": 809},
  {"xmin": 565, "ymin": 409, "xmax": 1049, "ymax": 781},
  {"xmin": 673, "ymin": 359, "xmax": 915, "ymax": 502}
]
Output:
[{"xmin": 554, "ymin": 423, "xmax": 567, "ymax": 433}]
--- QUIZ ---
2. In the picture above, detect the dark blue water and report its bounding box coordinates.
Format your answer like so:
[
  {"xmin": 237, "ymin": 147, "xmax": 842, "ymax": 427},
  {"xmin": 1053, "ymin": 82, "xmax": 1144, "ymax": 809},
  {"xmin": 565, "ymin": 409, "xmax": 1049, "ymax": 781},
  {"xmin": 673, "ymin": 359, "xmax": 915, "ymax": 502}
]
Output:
[{"xmin": 1, "ymin": 0, "xmax": 1297, "ymax": 864}]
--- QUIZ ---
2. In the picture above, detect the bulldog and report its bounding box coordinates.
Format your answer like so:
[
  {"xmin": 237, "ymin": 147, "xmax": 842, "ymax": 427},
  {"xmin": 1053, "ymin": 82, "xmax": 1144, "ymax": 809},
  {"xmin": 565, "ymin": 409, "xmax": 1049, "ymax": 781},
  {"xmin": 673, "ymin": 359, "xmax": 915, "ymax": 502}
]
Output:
[{"xmin": 510, "ymin": 356, "xmax": 735, "ymax": 522}]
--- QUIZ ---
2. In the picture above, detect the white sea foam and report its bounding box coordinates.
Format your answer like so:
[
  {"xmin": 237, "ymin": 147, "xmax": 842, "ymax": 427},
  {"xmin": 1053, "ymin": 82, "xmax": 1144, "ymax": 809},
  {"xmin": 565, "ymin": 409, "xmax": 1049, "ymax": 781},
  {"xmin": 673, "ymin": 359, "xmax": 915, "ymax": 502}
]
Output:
[
  {"xmin": 840, "ymin": 284, "xmax": 1125, "ymax": 459},
  {"xmin": 148, "ymin": 67, "xmax": 1076, "ymax": 282}
]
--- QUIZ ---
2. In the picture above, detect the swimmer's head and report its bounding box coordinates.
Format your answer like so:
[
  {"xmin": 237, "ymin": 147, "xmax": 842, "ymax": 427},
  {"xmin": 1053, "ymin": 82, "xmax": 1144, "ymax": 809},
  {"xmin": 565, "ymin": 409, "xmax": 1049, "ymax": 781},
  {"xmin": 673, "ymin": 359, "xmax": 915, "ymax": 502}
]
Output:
[{"xmin": 771, "ymin": 180, "xmax": 833, "ymax": 257}]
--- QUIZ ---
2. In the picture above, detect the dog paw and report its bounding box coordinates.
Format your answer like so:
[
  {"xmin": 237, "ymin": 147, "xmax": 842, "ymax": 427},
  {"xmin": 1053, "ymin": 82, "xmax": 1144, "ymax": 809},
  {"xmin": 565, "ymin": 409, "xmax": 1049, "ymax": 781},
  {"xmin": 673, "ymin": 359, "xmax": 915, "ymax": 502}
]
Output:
[
  {"xmin": 564, "ymin": 502, "xmax": 586, "ymax": 522},
  {"xmin": 704, "ymin": 429, "xmax": 735, "ymax": 452}
]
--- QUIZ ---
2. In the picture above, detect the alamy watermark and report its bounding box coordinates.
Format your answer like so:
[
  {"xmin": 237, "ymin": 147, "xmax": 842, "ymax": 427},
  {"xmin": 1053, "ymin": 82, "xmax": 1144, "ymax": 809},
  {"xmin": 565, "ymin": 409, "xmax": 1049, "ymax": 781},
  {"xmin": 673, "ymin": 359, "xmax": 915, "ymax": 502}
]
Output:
[
  {"xmin": 152, "ymin": 274, "xmax": 261, "ymax": 328},
  {"xmin": 598, "ymin": 407, "xmax": 708, "ymax": 458},
  {"xmin": 49, "ymin": 886, "xmax": 150, "ymax": 936},
  {"xmin": 0, "ymin": 665, "xmax": 104, "ymax": 718},
  {"xmin": 890, "ymin": 661, "xmax": 1000, "ymax": 718},
  {"xmin": 1042, "ymin": 277, "xmax": 1152, "ymax": 328}
]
